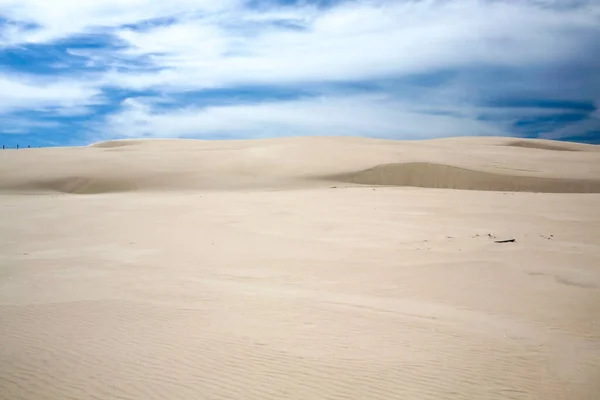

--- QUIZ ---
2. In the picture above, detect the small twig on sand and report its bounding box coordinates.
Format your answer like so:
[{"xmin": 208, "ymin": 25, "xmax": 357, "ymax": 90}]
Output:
[{"xmin": 495, "ymin": 239, "xmax": 516, "ymax": 243}]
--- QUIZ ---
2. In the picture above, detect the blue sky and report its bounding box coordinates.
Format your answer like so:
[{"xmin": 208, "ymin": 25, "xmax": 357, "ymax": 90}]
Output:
[{"xmin": 0, "ymin": 0, "xmax": 599, "ymax": 147}]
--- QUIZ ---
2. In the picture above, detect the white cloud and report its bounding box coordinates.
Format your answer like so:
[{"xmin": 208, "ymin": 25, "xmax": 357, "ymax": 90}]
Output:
[
  {"xmin": 95, "ymin": 94, "xmax": 505, "ymax": 141},
  {"xmin": 101, "ymin": 0, "xmax": 600, "ymax": 91},
  {"xmin": 5, "ymin": 0, "xmax": 595, "ymax": 91},
  {"xmin": 0, "ymin": 75, "xmax": 101, "ymax": 114},
  {"xmin": 0, "ymin": 0, "xmax": 240, "ymax": 46}
]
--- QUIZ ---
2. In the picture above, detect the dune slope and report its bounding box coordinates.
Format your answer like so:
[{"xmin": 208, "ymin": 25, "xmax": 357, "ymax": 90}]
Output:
[{"xmin": 333, "ymin": 162, "xmax": 600, "ymax": 193}]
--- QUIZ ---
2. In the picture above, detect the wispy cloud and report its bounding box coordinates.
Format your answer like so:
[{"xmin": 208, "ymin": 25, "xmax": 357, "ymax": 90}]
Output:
[
  {"xmin": 0, "ymin": 115, "xmax": 60, "ymax": 134},
  {"xmin": 0, "ymin": 0, "xmax": 598, "ymax": 145},
  {"xmin": 0, "ymin": 0, "xmax": 237, "ymax": 46},
  {"xmin": 0, "ymin": 74, "xmax": 101, "ymax": 114}
]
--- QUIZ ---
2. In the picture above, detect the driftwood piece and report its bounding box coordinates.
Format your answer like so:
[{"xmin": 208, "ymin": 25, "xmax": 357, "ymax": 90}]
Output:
[{"xmin": 494, "ymin": 239, "xmax": 516, "ymax": 243}]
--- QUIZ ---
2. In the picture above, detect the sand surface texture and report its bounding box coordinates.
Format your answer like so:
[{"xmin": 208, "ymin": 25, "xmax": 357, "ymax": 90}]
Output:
[{"xmin": 1, "ymin": 136, "xmax": 599, "ymax": 399}]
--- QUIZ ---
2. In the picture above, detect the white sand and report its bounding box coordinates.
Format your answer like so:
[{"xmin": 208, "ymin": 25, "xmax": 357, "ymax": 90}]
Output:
[{"xmin": 1, "ymin": 136, "xmax": 599, "ymax": 399}]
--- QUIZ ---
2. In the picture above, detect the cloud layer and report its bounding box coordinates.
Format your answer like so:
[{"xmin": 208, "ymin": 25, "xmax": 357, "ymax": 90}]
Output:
[{"xmin": 1, "ymin": 0, "xmax": 599, "ymax": 145}]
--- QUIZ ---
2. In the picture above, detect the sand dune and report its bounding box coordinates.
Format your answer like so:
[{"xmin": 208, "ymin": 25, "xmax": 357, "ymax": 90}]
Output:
[
  {"xmin": 1, "ymin": 136, "xmax": 599, "ymax": 194},
  {"xmin": 1, "ymin": 136, "xmax": 600, "ymax": 400}
]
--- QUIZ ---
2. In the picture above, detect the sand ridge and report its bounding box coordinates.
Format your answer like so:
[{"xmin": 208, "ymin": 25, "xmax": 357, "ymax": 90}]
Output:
[
  {"xmin": 332, "ymin": 162, "xmax": 600, "ymax": 193},
  {"xmin": 503, "ymin": 139, "xmax": 589, "ymax": 152},
  {"xmin": 1, "ymin": 136, "xmax": 599, "ymax": 194}
]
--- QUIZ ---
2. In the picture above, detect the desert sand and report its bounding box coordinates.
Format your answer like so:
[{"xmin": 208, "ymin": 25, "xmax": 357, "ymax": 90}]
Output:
[{"xmin": 1, "ymin": 136, "xmax": 599, "ymax": 399}]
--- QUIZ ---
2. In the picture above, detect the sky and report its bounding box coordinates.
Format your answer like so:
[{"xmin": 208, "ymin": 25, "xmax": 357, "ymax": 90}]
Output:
[{"xmin": 0, "ymin": 0, "xmax": 599, "ymax": 147}]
